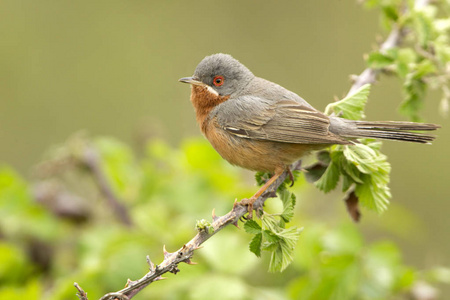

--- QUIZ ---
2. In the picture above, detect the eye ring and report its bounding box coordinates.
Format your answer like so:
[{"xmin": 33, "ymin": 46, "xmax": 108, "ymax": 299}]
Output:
[{"xmin": 213, "ymin": 75, "xmax": 224, "ymax": 87}]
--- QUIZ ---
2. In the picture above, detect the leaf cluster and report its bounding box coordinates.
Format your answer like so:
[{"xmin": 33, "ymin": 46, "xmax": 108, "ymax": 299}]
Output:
[
  {"xmin": 319, "ymin": 85, "xmax": 391, "ymax": 215},
  {"xmin": 244, "ymin": 188, "xmax": 302, "ymax": 272},
  {"xmin": 364, "ymin": 0, "xmax": 450, "ymax": 120}
]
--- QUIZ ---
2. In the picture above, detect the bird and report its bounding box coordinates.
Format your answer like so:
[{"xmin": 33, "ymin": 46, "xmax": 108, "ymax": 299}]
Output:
[{"xmin": 179, "ymin": 53, "xmax": 439, "ymax": 215}]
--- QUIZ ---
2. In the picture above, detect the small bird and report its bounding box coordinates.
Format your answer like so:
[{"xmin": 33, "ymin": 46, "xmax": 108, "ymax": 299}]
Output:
[{"xmin": 179, "ymin": 53, "xmax": 439, "ymax": 214}]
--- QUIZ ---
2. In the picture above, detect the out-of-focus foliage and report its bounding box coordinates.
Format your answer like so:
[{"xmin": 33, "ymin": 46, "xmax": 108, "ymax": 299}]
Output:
[
  {"xmin": 364, "ymin": 0, "xmax": 450, "ymax": 120},
  {"xmin": 0, "ymin": 136, "xmax": 449, "ymax": 299}
]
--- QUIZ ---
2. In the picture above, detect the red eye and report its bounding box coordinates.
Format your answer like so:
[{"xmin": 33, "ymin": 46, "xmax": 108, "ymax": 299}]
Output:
[{"xmin": 213, "ymin": 75, "xmax": 224, "ymax": 87}]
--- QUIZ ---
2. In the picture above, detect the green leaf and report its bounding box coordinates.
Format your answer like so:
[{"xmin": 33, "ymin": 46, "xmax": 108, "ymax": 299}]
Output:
[
  {"xmin": 400, "ymin": 76, "xmax": 426, "ymax": 121},
  {"xmin": 244, "ymin": 219, "xmax": 262, "ymax": 235},
  {"xmin": 367, "ymin": 52, "xmax": 395, "ymax": 68},
  {"xmin": 261, "ymin": 214, "xmax": 281, "ymax": 233},
  {"xmin": 341, "ymin": 161, "xmax": 364, "ymax": 184},
  {"xmin": 355, "ymin": 177, "xmax": 391, "ymax": 213},
  {"xmin": 317, "ymin": 141, "xmax": 391, "ymax": 213},
  {"xmin": 415, "ymin": 59, "xmax": 436, "ymax": 78},
  {"xmin": 324, "ymin": 84, "xmax": 371, "ymax": 120},
  {"xmin": 279, "ymin": 189, "xmax": 290, "ymax": 210},
  {"xmin": 382, "ymin": 5, "xmax": 399, "ymax": 21},
  {"xmin": 414, "ymin": 11, "xmax": 433, "ymax": 47},
  {"xmin": 395, "ymin": 48, "xmax": 417, "ymax": 78},
  {"xmin": 268, "ymin": 227, "xmax": 303, "ymax": 272},
  {"xmin": 279, "ymin": 189, "xmax": 295, "ymax": 223},
  {"xmin": 341, "ymin": 174, "xmax": 354, "ymax": 192},
  {"xmin": 249, "ymin": 233, "xmax": 262, "ymax": 257},
  {"xmin": 341, "ymin": 143, "xmax": 391, "ymax": 213},
  {"xmin": 262, "ymin": 229, "xmax": 281, "ymax": 244},
  {"xmin": 315, "ymin": 161, "xmax": 340, "ymax": 193},
  {"xmin": 343, "ymin": 144, "xmax": 386, "ymax": 174}
]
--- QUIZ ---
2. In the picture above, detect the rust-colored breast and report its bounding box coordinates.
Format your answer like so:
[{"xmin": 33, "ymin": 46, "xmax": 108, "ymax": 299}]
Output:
[{"xmin": 189, "ymin": 85, "xmax": 230, "ymax": 134}]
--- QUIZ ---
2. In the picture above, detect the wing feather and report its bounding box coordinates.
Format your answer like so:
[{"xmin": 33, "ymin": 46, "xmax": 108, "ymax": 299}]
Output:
[{"xmin": 219, "ymin": 98, "xmax": 350, "ymax": 145}]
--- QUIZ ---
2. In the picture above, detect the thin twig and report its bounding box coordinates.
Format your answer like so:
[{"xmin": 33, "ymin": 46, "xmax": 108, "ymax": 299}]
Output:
[
  {"xmin": 82, "ymin": 146, "xmax": 133, "ymax": 226},
  {"xmin": 74, "ymin": 283, "xmax": 89, "ymax": 300},
  {"xmin": 347, "ymin": 24, "xmax": 403, "ymax": 96}
]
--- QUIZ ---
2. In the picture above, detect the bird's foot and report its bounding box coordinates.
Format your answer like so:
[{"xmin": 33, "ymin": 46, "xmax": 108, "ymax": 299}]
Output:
[{"xmin": 237, "ymin": 197, "xmax": 257, "ymax": 219}]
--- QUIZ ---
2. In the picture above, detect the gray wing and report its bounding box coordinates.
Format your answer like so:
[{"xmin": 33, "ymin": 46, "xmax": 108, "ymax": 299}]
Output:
[{"xmin": 214, "ymin": 96, "xmax": 350, "ymax": 145}]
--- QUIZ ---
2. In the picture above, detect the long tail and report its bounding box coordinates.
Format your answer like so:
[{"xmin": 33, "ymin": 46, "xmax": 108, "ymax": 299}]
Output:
[{"xmin": 330, "ymin": 118, "xmax": 440, "ymax": 144}]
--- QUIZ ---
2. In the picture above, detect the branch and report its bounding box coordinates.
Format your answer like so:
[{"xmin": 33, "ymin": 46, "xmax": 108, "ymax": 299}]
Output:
[
  {"xmin": 74, "ymin": 283, "xmax": 88, "ymax": 300},
  {"xmin": 82, "ymin": 146, "xmax": 133, "ymax": 226},
  {"xmin": 348, "ymin": 24, "xmax": 403, "ymax": 96},
  {"xmin": 348, "ymin": 0, "xmax": 430, "ymax": 97},
  {"xmin": 75, "ymin": 160, "xmax": 302, "ymax": 300}
]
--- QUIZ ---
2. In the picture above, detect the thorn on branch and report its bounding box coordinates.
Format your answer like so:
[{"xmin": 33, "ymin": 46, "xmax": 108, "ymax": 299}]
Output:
[
  {"xmin": 156, "ymin": 276, "xmax": 167, "ymax": 281},
  {"xmin": 146, "ymin": 255, "xmax": 155, "ymax": 272},
  {"xmin": 212, "ymin": 208, "xmax": 218, "ymax": 221},
  {"xmin": 193, "ymin": 245, "xmax": 203, "ymax": 251},
  {"xmin": 126, "ymin": 279, "xmax": 138, "ymax": 287},
  {"xmin": 163, "ymin": 245, "xmax": 173, "ymax": 259}
]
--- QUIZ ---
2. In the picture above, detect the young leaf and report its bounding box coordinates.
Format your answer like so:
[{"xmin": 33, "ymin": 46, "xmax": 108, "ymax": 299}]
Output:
[
  {"xmin": 262, "ymin": 230, "xmax": 281, "ymax": 247},
  {"xmin": 249, "ymin": 233, "xmax": 262, "ymax": 257},
  {"xmin": 261, "ymin": 215, "xmax": 281, "ymax": 235},
  {"xmin": 268, "ymin": 227, "xmax": 303, "ymax": 272},
  {"xmin": 355, "ymin": 176, "xmax": 391, "ymax": 213},
  {"xmin": 382, "ymin": 5, "xmax": 399, "ymax": 21},
  {"xmin": 400, "ymin": 76, "xmax": 426, "ymax": 121},
  {"xmin": 341, "ymin": 160, "xmax": 364, "ymax": 184},
  {"xmin": 367, "ymin": 52, "xmax": 395, "ymax": 68},
  {"xmin": 341, "ymin": 173, "xmax": 354, "ymax": 192},
  {"xmin": 244, "ymin": 219, "xmax": 262, "ymax": 235},
  {"xmin": 324, "ymin": 84, "xmax": 371, "ymax": 120},
  {"xmin": 279, "ymin": 189, "xmax": 295, "ymax": 223},
  {"xmin": 343, "ymin": 144, "xmax": 386, "ymax": 174},
  {"xmin": 315, "ymin": 161, "xmax": 340, "ymax": 193}
]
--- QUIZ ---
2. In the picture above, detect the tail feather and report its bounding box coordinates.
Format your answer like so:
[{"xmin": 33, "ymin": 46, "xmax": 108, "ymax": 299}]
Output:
[
  {"xmin": 354, "ymin": 121, "xmax": 439, "ymax": 131},
  {"xmin": 331, "ymin": 119, "xmax": 440, "ymax": 144}
]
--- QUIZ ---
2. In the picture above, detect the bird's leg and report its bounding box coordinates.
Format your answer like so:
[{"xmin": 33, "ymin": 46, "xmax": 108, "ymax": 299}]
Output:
[
  {"xmin": 239, "ymin": 167, "xmax": 285, "ymax": 219},
  {"xmin": 287, "ymin": 167, "xmax": 295, "ymax": 187}
]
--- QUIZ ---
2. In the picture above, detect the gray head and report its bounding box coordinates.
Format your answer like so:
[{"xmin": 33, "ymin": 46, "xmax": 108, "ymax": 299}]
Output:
[{"xmin": 179, "ymin": 54, "xmax": 254, "ymax": 96}]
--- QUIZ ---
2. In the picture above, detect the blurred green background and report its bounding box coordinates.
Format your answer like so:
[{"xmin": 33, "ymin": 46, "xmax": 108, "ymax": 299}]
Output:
[{"xmin": 1, "ymin": 0, "xmax": 449, "ymax": 299}]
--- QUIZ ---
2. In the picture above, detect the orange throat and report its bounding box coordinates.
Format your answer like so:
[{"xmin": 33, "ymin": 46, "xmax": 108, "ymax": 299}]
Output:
[{"xmin": 190, "ymin": 85, "xmax": 230, "ymax": 133}]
